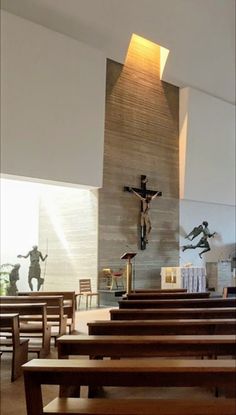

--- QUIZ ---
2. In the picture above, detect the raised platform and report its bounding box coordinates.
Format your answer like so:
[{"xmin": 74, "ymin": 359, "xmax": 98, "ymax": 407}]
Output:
[{"xmin": 98, "ymin": 290, "xmax": 125, "ymax": 307}]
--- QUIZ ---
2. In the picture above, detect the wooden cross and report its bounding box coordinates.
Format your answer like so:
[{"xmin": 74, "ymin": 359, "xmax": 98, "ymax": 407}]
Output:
[{"xmin": 124, "ymin": 175, "xmax": 162, "ymax": 250}]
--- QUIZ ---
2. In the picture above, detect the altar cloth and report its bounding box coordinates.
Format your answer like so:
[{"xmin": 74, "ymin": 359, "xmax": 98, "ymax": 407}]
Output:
[{"xmin": 161, "ymin": 266, "xmax": 206, "ymax": 292}]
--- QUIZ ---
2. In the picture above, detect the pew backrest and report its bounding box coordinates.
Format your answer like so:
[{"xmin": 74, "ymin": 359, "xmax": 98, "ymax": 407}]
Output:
[
  {"xmin": 110, "ymin": 307, "xmax": 236, "ymax": 320},
  {"xmin": 125, "ymin": 292, "xmax": 210, "ymax": 300},
  {"xmin": 131, "ymin": 288, "xmax": 187, "ymax": 293},
  {"xmin": 1, "ymin": 295, "xmax": 66, "ymax": 335},
  {"xmin": 0, "ymin": 302, "xmax": 47, "ymax": 321},
  {"xmin": 118, "ymin": 297, "xmax": 236, "ymax": 309},
  {"xmin": 19, "ymin": 291, "xmax": 76, "ymax": 332},
  {"xmin": 88, "ymin": 318, "xmax": 236, "ymax": 335},
  {"xmin": 0, "ymin": 304, "xmax": 49, "ymax": 357},
  {"xmin": 57, "ymin": 334, "xmax": 236, "ymax": 359}
]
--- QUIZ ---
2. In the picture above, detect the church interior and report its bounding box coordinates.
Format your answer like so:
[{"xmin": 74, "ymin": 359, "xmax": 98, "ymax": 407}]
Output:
[{"xmin": 0, "ymin": 0, "xmax": 235, "ymax": 414}]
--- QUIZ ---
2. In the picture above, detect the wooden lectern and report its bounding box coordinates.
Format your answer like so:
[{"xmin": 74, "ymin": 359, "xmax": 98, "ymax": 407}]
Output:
[{"xmin": 120, "ymin": 252, "xmax": 136, "ymax": 294}]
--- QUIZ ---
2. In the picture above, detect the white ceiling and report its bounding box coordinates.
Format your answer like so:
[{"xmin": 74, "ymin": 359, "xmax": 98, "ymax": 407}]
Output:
[{"xmin": 1, "ymin": 0, "xmax": 235, "ymax": 104}]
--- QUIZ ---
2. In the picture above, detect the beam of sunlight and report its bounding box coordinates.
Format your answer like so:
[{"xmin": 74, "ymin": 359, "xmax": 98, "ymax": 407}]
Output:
[
  {"xmin": 179, "ymin": 113, "xmax": 188, "ymax": 199},
  {"xmin": 160, "ymin": 45, "xmax": 170, "ymax": 79},
  {"xmin": 125, "ymin": 33, "xmax": 160, "ymax": 74},
  {"xmin": 40, "ymin": 191, "xmax": 73, "ymax": 258},
  {"xmin": 124, "ymin": 33, "xmax": 170, "ymax": 78}
]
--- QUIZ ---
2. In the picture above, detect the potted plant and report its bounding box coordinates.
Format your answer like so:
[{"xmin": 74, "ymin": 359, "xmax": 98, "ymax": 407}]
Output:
[{"xmin": 0, "ymin": 263, "xmax": 13, "ymax": 295}]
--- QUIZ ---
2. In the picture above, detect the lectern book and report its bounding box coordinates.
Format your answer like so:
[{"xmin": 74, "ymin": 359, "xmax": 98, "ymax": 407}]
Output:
[{"xmin": 120, "ymin": 252, "xmax": 137, "ymax": 260}]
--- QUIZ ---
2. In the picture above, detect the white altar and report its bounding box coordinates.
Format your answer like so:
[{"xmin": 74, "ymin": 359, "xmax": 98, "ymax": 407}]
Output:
[{"xmin": 161, "ymin": 266, "xmax": 206, "ymax": 292}]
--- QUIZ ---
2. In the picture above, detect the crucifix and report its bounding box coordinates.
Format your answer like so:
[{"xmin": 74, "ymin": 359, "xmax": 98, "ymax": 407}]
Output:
[{"xmin": 124, "ymin": 175, "xmax": 162, "ymax": 250}]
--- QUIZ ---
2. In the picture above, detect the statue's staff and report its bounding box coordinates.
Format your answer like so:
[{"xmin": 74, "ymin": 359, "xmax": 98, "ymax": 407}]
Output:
[{"xmin": 42, "ymin": 238, "xmax": 48, "ymax": 288}]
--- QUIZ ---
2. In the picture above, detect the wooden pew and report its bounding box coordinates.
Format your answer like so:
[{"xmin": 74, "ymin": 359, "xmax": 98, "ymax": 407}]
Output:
[
  {"xmin": 23, "ymin": 358, "xmax": 236, "ymax": 415},
  {"xmin": 41, "ymin": 398, "xmax": 236, "ymax": 415},
  {"xmin": 125, "ymin": 292, "xmax": 210, "ymax": 300},
  {"xmin": 0, "ymin": 303, "xmax": 50, "ymax": 357},
  {"xmin": 0, "ymin": 295, "xmax": 67, "ymax": 339},
  {"xmin": 119, "ymin": 289, "xmax": 189, "ymax": 295},
  {"xmin": 0, "ymin": 313, "xmax": 29, "ymax": 381},
  {"xmin": 223, "ymin": 287, "xmax": 236, "ymax": 298},
  {"xmin": 110, "ymin": 307, "xmax": 236, "ymax": 320},
  {"xmin": 19, "ymin": 291, "xmax": 76, "ymax": 333},
  {"xmin": 88, "ymin": 319, "xmax": 236, "ymax": 335},
  {"xmin": 118, "ymin": 297, "xmax": 236, "ymax": 309},
  {"xmin": 57, "ymin": 334, "xmax": 236, "ymax": 359}
]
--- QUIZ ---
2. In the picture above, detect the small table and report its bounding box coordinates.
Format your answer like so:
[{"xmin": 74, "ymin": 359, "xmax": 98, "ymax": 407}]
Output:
[{"xmin": 161, "ymin": 267, "xmax": 206, "ymax": 292}]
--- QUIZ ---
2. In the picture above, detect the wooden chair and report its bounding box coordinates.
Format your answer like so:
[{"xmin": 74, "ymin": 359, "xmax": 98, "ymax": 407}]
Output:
[
  {"xmin": 111, "ymin": 269, "xmax": 125, "ymax": 290},
  {"xmin": 101, "ymin": 268, "xmax": 113, "ymax": 289},
  {"xmin": 77, "ymin": 279, "xmax": 99, "ymax": 309},
  {"xmin": 102, "ymin": 268, "xmax": 125, "ymax": 290}
]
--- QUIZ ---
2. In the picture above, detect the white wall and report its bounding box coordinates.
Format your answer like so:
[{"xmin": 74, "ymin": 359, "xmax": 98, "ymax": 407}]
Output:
[
  {"xmin": 1, "ymin": 11, "xmax": 106, "ymax": 188},
  {"xmin": 180, "ymin": 87, "xmax": 235, "ymax": 206},
  {"xmin": 179, "ymin": 87, "xmax": 236, "ymax": 268}
]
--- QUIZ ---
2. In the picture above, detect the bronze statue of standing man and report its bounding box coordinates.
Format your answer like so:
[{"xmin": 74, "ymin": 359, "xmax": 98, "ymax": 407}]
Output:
[{"xmin": 18, "ymin": 245, "xmax": 48, "ymax": 291}]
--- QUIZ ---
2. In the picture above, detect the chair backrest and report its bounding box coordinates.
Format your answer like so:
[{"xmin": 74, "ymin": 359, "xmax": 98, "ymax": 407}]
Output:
[
  {"xmin": 102, "ymin": 268, "xmax": 112, "ymax": 277},
  {"xmin": 79, "ymin": 279, "xmax": 92, "ymax": 293}
]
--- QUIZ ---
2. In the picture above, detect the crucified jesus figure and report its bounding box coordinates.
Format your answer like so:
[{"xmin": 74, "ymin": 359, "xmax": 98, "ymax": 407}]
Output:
[
  {"xmin": 124, "ymin": 175, "xmax": 162, "ymax": 249},
  {"xmin": 129, "ymin": 187, "xmax": 160, "ymax": 243}
]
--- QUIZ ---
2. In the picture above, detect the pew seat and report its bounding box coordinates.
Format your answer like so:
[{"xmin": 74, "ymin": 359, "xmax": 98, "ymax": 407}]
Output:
[{"xmin": 43, "ymin": 398, "xmax": 236, "ymax": 415}]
